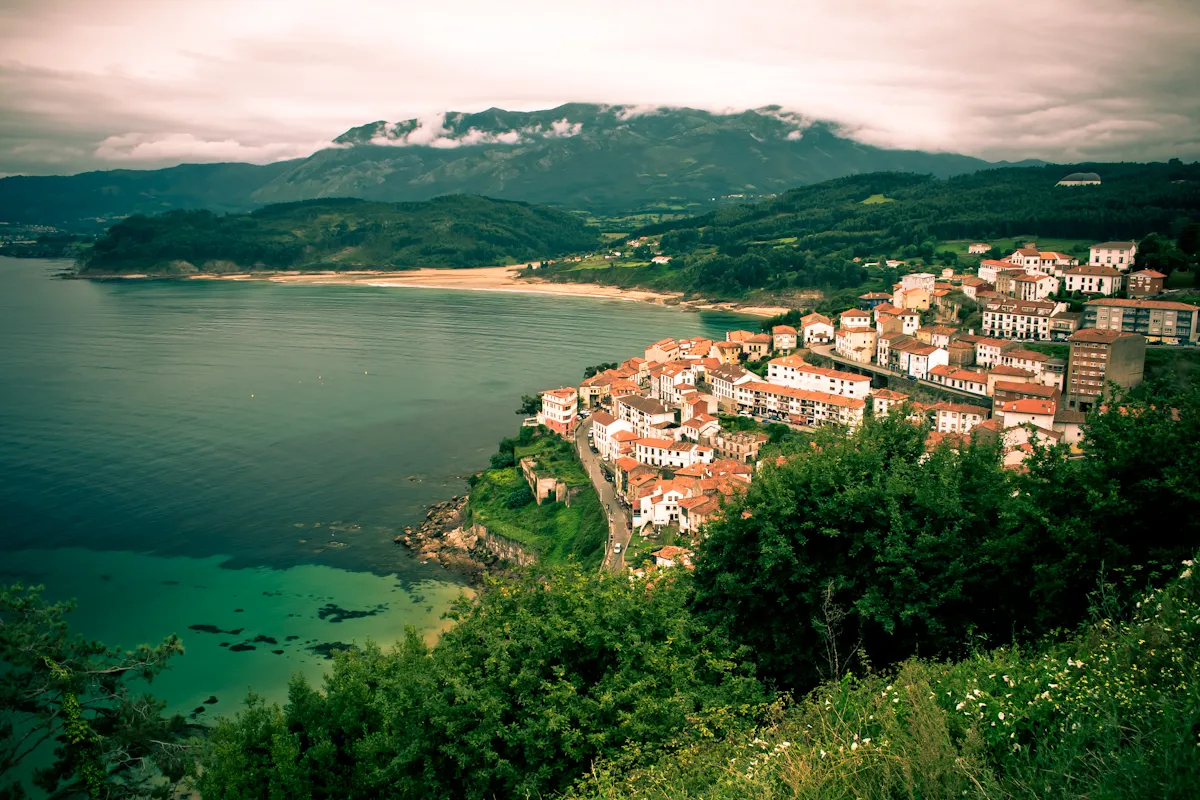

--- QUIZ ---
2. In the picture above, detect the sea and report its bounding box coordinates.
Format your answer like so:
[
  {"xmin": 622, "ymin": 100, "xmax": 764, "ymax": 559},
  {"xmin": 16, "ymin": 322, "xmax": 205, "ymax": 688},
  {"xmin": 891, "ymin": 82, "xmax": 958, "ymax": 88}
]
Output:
[{"xmin": 0, "ymin": 257, "xmax": 748, "ymax": 718}]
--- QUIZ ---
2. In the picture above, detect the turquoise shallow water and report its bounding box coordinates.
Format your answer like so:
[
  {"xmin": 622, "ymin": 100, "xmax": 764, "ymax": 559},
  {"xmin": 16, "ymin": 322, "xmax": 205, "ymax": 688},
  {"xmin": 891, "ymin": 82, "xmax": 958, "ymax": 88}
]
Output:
[{"xmin": 0, "ymin": 257, "xmax": 747, "ymax": 709}]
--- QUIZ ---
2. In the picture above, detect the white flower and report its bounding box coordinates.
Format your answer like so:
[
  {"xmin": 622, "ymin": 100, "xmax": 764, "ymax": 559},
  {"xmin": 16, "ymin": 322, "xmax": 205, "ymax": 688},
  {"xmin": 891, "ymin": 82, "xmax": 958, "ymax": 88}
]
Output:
[
  {"xmin": 819, "ymin": 750, "xmax": 826, "ymax": 758},
  {"xmin": 998, "ymin": 712, "xmax": 1005, "ymax": 720},
  {"xmin": 893, "ymin": 697, "xmax": 899, "ymax": 703},
  {"xmin": 1182, "ymin": 569, "xmax": 1193, "ymax": 579},
  {"xmin": 956, "ymin": 702, "xmax": 965, "ymax": 711},
  {"xmin": 851, "ymin": 741, "xmax": 858, "ymax": 750}
]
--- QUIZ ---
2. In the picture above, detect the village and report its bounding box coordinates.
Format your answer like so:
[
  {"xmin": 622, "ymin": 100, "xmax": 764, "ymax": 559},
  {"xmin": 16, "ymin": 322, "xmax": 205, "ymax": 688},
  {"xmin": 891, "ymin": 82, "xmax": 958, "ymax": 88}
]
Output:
[{"xmin": 529, "ymin": 238, "xmax": 1187, "ymax": 576}]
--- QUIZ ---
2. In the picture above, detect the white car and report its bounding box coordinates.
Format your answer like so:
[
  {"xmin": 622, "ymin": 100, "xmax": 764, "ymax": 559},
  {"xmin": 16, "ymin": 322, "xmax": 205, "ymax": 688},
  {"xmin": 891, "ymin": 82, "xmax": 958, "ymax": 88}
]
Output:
[{"xmin": 613, "ymin": 542, "xmax": 622, "ymax": 554}]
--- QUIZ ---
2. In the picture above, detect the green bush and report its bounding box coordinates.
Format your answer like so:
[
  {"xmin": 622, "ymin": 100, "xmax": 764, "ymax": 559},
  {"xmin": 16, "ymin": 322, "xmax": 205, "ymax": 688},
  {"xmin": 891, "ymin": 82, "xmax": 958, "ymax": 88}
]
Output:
[{"xmin": 199, "ymin": 568, "xmax": 768, "ymax": 800}]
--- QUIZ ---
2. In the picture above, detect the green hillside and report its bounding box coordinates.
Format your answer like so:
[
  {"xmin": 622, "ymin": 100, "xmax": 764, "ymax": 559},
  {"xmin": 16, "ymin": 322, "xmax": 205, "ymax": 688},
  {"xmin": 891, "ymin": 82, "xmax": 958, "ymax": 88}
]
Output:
[
  {"xmin": 76, "ymin": 195, "xmax": 601, "ymax": 274},
  {"xmin": 533, "ymin": 162, "xmax": 1200, "ymax": 297}
]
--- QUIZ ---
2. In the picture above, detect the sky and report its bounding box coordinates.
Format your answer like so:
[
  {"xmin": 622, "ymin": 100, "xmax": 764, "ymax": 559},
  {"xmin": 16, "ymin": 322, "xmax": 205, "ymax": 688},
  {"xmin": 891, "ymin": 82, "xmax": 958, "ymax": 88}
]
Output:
[{"xmin": 0, "ymin": 0, "xmax": 1198, "ymax": 176}]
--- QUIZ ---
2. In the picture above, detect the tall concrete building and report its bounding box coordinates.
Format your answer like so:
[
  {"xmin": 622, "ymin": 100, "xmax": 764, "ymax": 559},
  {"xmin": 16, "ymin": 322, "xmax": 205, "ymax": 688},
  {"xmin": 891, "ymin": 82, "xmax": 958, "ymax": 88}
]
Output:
[{"xmin": 1065, "ymin": 329, "xmax": 1146, "ymax": 411}]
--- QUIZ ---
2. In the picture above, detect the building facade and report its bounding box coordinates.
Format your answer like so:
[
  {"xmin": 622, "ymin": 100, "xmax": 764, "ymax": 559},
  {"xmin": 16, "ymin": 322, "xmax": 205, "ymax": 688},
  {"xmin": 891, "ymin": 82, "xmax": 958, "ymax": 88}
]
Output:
[{"xmin": 1065, "ymin": 329, "xmax": 1146, "ymax": 411}]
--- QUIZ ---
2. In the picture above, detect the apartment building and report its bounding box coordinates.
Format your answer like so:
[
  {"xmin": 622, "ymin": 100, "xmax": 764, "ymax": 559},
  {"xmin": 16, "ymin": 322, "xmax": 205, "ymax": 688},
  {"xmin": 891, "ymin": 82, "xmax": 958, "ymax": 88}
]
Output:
[
  {"xmin": 1065, "ymin": 329, "xmax": 1147, "ymax": 411},
  {"xmin": 537, "ymin": 388, "xmax": 579, "ymax": 437},
  {"xmin": 982, "ymin": 298, "xmax": 1064, "ymax": 341},
  {"xmin": 1083, "ymin": 298, "xmax": 1200, "ymax": 345}
]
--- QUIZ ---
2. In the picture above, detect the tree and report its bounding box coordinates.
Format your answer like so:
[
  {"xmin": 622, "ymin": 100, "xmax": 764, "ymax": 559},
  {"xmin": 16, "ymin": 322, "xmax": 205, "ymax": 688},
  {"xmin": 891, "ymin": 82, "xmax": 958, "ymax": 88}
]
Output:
[
  {"xmin": 582, "ymin": 362, "xmax": 619, "ymax": 379},
  {"xmin": 691, "ymin": 391, "xmax": 1200, "ymax": 693},
  {"xmin": 1135, "ymin": 232, "xmax": 1189, "ymax": 276},
  {"xmin": 515, "ymin": 394, "xmax": 540, "ymax": 416},
  {"xmin": 198, "ymin": 568, "xmax": 766, "ymax": 800},
  {"xmin": 1178, "ymin": 222, "xmax": 1200, "ymax": 259},
  {"xmin": 1, "ymin": 584, "xmax": 197, "ymax": 799}
]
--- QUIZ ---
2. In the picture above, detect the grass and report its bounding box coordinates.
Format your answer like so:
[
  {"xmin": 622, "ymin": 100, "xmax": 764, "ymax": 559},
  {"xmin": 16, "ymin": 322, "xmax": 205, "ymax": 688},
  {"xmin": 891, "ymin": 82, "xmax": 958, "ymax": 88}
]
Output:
[
  {"xmin": 1166, "ymin": 270, "xmax": 1196, "ymax": 289},
  {"xmin": 624, "ymin": 526, "xmax": 685, "ymax": 569},
  {"xmin": 514, "ymin": 435, "xmax": 590, "ymax": 487},
  {"xmin": 573, "ymin": 558, "xmax": 1200, "ymax": 800},
  {"xmin": 861, "ymin": 194, "xmax": 895, "ymax": 205},
  {"xmin": 467, "ymin": 466, "xmax": 606, "ymax": 568}
]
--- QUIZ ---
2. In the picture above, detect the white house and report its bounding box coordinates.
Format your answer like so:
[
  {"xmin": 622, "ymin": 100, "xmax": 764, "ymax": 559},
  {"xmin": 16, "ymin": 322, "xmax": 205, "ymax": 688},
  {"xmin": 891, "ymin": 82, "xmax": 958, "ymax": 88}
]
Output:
[
  {"xmin": 615, "ymin": 394, "xmax": 675, "ymax": 438},
  {"xmin": 799, "ymin": 313, "xmax": 835, "ymax": 345},
  {"xmin": 589, "ymin": 411, "xmax": 633, "ymax": 461},
  {"xmin": 998, "ymin": 398, "xmax": 1057, "ymax": 432},
  {"xmin": 982, "ymin": 298, "xmax": 1065, "ymax": 341},
  {"xmin": 537, "ymin": 388, "xmax": 578, "ymax": 437},
  {"xmin": 1063, "ymin": 265, "xmax": 1124, "ymax": 296},
  {"xmin": 680, "ymin": 413, "xmax": 720, "ymax": 442},
  {"xmin": 633, "ymin": 438, "xmax": 715, "ymax": 470},
  {"xmin": 869, "ymin": 388, "xmax": 910, "ymax": 416},
  {"xmin": 927, "ymin": 366, "xmax": 989, "ymax": 396},
  {"xmin": 766, "ymin": 356, "xmax": 871, "ymax": 398},
  {"xmin": 839, "ymin": 309, "xmax": 873, "ymax": 329},
  {"xmin": 999, "ymin": 348, "xmax": 1050, "ymax": 379},
  {"xmin": 968, "ymin": 243, "xmax": 991, "ymax": 254},
  {"xmin": 893, "ymin": 342, "xmax": 949, "ymax": 380},
  {"xmin": 706, "ymin": 364, "xmax": 755, "ymax": 412},
  {"xmin": 1012, "ymin": 273, "xmax": 1059, "ymax": 301},
  {"xmin": 772, "ymin": 325, "xmax": 798, "ymax": 352},
  {"xmin": 931, "ymin": 402, "xmax": 988, "ymax": 433},
  {"xmin": 1089, "ymin": 241, "xmax": 1137, "ymax": 271}
]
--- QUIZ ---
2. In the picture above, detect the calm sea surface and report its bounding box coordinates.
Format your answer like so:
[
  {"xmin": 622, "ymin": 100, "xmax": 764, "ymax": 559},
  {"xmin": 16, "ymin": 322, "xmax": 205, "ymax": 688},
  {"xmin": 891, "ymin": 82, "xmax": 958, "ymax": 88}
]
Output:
[{"xmin": 0, "ymin": 257, "xmax": 747, "ymax": 712}]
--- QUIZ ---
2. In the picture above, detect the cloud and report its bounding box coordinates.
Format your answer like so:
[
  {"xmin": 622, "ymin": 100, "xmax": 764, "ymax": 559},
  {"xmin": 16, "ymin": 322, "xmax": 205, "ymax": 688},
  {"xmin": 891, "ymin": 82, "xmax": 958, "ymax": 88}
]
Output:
[
  {"xmin": 0, "ymin": 0, "xmax": 1197, "ymax": 175},
  {"xmin": 547, "ymin": 118, "xmax": 583, "ymax": 138},
  {"xmin": 93, "ymin": 132, "xmax": 329, "ymax": 163}
]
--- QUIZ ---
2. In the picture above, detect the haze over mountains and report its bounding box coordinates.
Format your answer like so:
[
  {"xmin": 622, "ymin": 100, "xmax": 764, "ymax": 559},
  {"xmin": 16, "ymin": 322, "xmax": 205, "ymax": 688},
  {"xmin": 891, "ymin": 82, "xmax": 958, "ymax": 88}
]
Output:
[{"xmin": 0, "ymin": 104, "xmax": 1042, "ymax": 229}]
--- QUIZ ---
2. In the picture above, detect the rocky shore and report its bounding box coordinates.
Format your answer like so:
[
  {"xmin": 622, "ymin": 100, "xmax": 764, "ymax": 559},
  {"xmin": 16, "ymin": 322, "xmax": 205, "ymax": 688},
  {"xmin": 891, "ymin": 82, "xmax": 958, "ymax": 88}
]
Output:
[{"xmin": 394, "ymin": 494, "xmax": 528, "ymax": 581}]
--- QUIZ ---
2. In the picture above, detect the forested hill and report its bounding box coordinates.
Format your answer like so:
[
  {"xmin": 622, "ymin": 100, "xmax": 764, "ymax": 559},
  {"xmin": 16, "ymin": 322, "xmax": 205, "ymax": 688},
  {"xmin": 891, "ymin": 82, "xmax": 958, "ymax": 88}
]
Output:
[
  {"xmin": 553, "ymin": 161, "xmax": 1199, "ymax": 296},
  {"xmin": 76, "ymin": 195, "xmax": 601, "ymax": 274},
  {"xmin": 2, "ymin": 104, "xmax": 1016, "ymax": 227}
]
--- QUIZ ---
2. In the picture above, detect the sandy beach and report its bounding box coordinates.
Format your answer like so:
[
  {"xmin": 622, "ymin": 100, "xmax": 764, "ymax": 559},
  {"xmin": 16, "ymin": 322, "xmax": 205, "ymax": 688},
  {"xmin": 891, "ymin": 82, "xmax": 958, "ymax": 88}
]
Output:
[{"xmin": 183, "ymin": 266, "xmax": 790, "ymax": 317}]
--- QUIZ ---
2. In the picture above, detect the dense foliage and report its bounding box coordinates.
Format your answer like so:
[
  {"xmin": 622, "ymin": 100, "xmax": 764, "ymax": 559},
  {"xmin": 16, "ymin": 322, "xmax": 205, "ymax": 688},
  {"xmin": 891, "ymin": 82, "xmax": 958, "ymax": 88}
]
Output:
[
  {"xmin": 471, "ymin": 428, "xmax": 607, "ymax": 567},
  {"xmin": 536, "ymin": 163, "xmax": 1200, "ymax": 297},
  {"xmin": 692, "ymin": 385, "xmax": 1200, "ymax": 692},
  {"xmin": 77, "ymin": 195, "xmax": 601, "ymax": 274},
  {"xmin": 197, "ymin": 568, "xmax": 767, "ymax": 800},
  {"xmin": 0, "ymin": 584, "xmax": 197, "ymax": 798},
  {"xmin": 576, "ymin": 560, "xmax": 1200, "ymax": 800}
]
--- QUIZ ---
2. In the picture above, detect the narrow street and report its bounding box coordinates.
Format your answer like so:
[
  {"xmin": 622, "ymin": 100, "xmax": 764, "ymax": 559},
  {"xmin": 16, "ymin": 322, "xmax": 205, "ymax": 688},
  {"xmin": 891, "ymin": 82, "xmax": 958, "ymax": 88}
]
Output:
[{"xmin": 575, "ymin": 418, "xmax": 631, "ymax": 572}]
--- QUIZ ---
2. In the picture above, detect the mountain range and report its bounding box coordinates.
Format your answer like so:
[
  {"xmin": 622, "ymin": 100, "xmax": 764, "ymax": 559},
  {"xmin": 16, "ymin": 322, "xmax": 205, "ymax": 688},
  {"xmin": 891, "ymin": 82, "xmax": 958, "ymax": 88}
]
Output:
[{"xmin": 0, "ymin": 104, "xmax": 1040, "ymax": 229}]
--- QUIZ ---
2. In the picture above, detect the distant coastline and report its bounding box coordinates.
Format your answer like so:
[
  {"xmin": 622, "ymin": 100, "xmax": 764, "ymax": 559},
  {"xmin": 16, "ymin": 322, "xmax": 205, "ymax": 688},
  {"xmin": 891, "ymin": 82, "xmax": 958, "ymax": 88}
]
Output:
[{"xmin": 75, "ymin": 265, "xmax": 789, "ymax": 318}]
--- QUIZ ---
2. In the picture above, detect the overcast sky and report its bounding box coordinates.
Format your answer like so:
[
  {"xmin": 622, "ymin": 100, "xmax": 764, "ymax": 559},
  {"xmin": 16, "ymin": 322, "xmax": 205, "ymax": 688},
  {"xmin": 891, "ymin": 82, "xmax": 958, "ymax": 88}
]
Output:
[{"xmin": 1, "ymin": 0, "xmax": 1198, "ymax": 176}]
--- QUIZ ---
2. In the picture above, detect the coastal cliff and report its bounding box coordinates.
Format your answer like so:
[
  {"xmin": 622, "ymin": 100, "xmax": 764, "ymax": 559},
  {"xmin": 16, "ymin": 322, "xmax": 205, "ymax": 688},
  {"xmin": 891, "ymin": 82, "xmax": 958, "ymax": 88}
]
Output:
[{"xmin": 395, "ymin": 494, "xmax": 537, "ymax": 578}]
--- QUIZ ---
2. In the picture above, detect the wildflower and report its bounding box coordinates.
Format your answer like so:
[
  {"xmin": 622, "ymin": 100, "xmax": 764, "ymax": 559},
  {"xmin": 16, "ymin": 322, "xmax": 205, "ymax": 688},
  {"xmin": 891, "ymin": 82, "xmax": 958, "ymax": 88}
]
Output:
[
  {"xmin": 819, "ymin": 750, "xmax": 826, "ymax": 758},
  {"xmin": 955, "ymin": 702, "xmax": 965, "ymax": 711},
  {"xmin": 893, "ymin": 697, "xmax": 899, "ymax": 703},
  {"xmin": 851, "ymin": 741, "xmax": 858, "ymax": 750},
  {"xmin": 998, "ymin": 712, "xmax": 1005, "ymax": 720}
]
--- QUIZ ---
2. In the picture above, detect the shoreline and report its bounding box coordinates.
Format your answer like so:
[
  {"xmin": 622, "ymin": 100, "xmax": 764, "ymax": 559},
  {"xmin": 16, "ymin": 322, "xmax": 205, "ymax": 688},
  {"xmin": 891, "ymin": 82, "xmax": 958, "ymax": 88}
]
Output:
[{"xmin": 77, "ymin": 265, "xmax": 791, "ymax": 318}]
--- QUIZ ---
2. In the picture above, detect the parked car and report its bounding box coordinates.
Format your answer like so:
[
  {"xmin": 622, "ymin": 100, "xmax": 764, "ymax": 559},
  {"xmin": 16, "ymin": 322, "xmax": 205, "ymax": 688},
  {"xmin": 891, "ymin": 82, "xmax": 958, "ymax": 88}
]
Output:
[{"xmin": 613, "ymin": 542, "xmax": 622, "ymax": 554}]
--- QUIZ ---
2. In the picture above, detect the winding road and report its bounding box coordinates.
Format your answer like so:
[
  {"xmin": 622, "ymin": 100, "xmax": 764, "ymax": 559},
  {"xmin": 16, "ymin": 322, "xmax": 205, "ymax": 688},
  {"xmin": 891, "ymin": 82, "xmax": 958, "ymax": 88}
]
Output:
[{"xmin": 575, "ymin": 418, "xmax": 631, "ymax": 572}]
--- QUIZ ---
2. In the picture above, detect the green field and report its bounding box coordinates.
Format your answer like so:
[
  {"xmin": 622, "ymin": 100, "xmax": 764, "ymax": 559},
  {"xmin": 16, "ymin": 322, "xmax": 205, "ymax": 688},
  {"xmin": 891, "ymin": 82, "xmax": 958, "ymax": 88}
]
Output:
[
  {"xmin": 861, "ymin": 193, "xmax": 894, "ymax": 204},
  {"xmin": 467, "ymin": 466, "xmax": 606, "ymax": 567}
]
